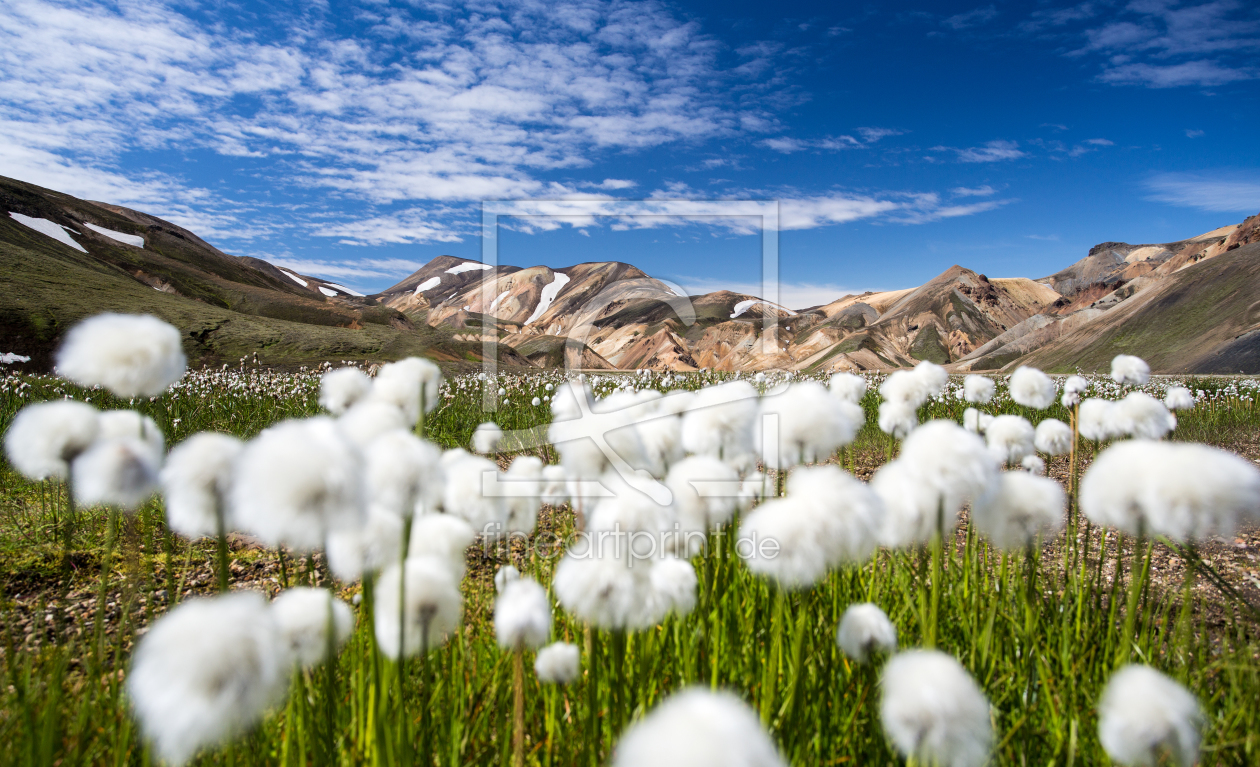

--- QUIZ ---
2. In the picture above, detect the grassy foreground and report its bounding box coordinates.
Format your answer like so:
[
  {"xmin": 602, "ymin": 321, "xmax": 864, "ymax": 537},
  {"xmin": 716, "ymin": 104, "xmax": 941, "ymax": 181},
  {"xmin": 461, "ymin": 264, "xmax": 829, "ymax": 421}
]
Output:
[{"xmin": 1, "ymin": 367, "xmax": 1258, "ymax": 765}]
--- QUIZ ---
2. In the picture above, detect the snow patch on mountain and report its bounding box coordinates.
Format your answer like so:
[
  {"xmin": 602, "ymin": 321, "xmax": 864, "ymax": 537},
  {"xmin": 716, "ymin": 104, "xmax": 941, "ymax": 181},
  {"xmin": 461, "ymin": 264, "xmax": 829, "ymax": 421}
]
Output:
[
  {"xmin": 318, "ymin": 286, "xmax": 337, "ymax": 297},
  {"xmin": 488, "ymin": 290, "xmax": 510, "ymax": 312},
  {"xmin": 83, "ymin": 222, "xmax": 144, "ymax": 248},
  {"xmin": 447, "ymin": 262, "xmax": 492, "ymax": 275},
  {"xmin": 8, "ymin": 212, "xmax": 86, "ymax": 252},
  {"xmin": 730, "ymin": 299, "xmax": 798, "ymax": 318},
  {"xmin": 280, "ymin": 270, "xmax": 308, "ymax": 287},
  {"xmin": 325, "ymin": 282, "xmax": 364, "ymax": 297},
  {"xmin": 525, "ymin": 273, "xmax": 571, "ymax": 325},
  {"xmin": 414, "ymin": 276, "xmax": 441, "ymax": 294}
]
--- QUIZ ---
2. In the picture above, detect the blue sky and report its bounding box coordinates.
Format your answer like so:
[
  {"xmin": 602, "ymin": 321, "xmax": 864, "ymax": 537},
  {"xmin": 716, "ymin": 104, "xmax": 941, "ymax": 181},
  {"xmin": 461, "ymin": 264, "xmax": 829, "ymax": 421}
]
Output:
[{"xmin": 2, "ymin": 0, "xmax": 1258, "ymax": 307}]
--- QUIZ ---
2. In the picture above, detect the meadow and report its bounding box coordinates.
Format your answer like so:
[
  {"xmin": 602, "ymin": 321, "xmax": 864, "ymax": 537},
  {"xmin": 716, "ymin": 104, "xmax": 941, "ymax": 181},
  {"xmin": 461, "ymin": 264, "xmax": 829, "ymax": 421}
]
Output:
[{"xmin": 1, "ymin": 361, "xmax": 1259, "ymax": 766}]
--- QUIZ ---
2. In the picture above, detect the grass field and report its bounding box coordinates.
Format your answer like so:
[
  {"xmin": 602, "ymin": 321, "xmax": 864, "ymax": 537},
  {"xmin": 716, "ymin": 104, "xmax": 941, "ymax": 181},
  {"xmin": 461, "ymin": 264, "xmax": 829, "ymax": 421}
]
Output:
[{"xmin": 1, "ymin": 366, "xmax": 1258, "ymax": 766}]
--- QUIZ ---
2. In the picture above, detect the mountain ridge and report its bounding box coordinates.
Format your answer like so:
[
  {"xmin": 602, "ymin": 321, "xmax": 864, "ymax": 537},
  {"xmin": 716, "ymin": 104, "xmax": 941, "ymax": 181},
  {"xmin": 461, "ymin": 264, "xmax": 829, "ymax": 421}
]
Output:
[{"xmin": 2, "ymin": 173, "xmax": 1256, "ymax": 374}]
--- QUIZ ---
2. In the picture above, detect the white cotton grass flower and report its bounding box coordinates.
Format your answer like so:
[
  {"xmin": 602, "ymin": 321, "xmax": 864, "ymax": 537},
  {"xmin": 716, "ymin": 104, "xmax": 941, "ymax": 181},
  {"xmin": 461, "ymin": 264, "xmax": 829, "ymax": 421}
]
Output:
[
  {"xmin": 972, "ymin": 471, "xmax": 1064, "ymax": 550},
  {"xmin": 374, "ymin": 556, "xmax": 462, "ymax": 659},
  {"xmin": 757, "ymin": 380, "xmax": 861, "ymax": 470},
  {"xmin": 368, "ymin": 357, "xmax": 442, "ymax": 425},
  {"xmin": 549, "ymin": 382, "xmax": 647, "ymax": 488},
  {"xmin": 870, "ymin": 461, "xmax": 939, "ymax": 548},
  {"xmin": 1078, "ymin": 398, "xmax": 1121, "ymax": 442},
  {"xmin": 1009, "ymin": 366, "xmax": 1057, "ymax": 410},
  {"xmin": 1034, "ymin": 418, "xmax": 1072, "ymax": 456},
  {"xmin": 230, "ymin": 417, "xmax": 365, "ymax": 552},
  {"xmin": 877, "ymin": 400, "xmax": 917, "ymax": 439},
  {"xmin": 738, "ymin": 467, "xmax": 880, "ymax": 589},
  {"xmin": 1062, "ymin": 374, "xmax": 1089, "ymax": 407},
  {"xmin": 407, "ymin": 513, "xmax": 475, "ymax": 578},
  {"xmin": 1020, "ymin": 454, "xmax": 1046, "ymax": 475},
  {"xmin": 880, "ymin": 362, "xmax": 948, "ymax": 409},
  {"xmin": 160, "ymin": 432, "xmax": 243, "ymax": 539},
  {"xmin": 495, "ymin": 577, "xmax": 551, "ymax": 650},
  {"xmin": 270, "ymin": 587, "xmax": 355, "ymax": 670},
  {"xmin": 649, "ymin": 556, "xmax": 698, "ymax": 617},
  {"xmin": 1111, "ymin": 354, "xmax": 1151, "ymax": 386},
  {"xmin": 1081, "ymin": 440, "xmax": 1260, "ymax": 541},
  {"xmin": 962, "ymin": 375, "xmax": 995, "ymax": 405},
  {"xmin": 789, "ymin": 465, "xmax": 881, "ymax": 564},
  {"xmin": 534, "ymin": 641, "xmax": 580, "ymax": 684},
  {"xmin": 738, "ymin": 471, "xmax": 767, "ymax": 512},
  {"xmin": 963, "ymin": 408, "xmax": 994, "ymax": 435},
  {"xmin": 880, "ymin": 650, "xmax": 992, "ymax": 767},
  {"xmin": 1164, "ymin": 386, "xmax": 1195, "ymax": 411},
  {"xmin": 98, "ymin": 410, "xmax": 164, "ymax": 458},
  {"xmin": 871, "ymin": 421, "xmax": 998, "ymax": 548},
  {"xmin": 472, "ymin": 421, "xmax": 504, "ymax": 454},
  {"xmin": 3, "ymin": 400, "xmax": 99, "ymax": 480},
  {"xmin": 1098, "ymin": 665, "xmax": 1203, "ymax": 767},
  {"xmin": 1112, "ymin": 392, "xmax": 1176, "ymax": 440},
  {"xmin": 828, "ymin": 372, "xmax": 867, "ymax": 404},
  {"xmin": 364, "ymin": 430, "xmax": 444, "ymax": 519},
  {"xmin": 611, "ymin": 687, "xmax": 786, "ymax": 767},
  {"xmin": 680, "ymin": 380, "xmax": 759, "ymax": 460},
  {"xmin": 737, "ymin": 498, "xmax": 828, "ymax": 588},
  {"xmin": 319, "ymin": 367, "xmax": 372, "ymax": 415},
  {"xmin": 127, "ymin": 592, "xmax": 285, "ymax": 766},
  {"xmin": 585, "ymin": 472, "xmax": 673, "ymax": 544},
  {"xmin": 56, "ymin": 313, "xmax": 186, "ymax": 397},
  {"xmin": 325, "ymin": 506, "xmax": 404, "ymax": 581},
  {"xmin": 962, "ymin": 407, "xmax": 982, "ymax": 434},
  {"xmin": 73, "ymin": 438, "xmax": 161, "ymax": 509},
  {"xmin": 552, "ymin": 537, "xmax": 660, "ymax": 630},
  {"xmin": 836, "ymin": 603, "xmax": 897, "ymax": 663},
  {"xmin": 634, "ymin": 406, "xmax": 685, "ymax": 479},
  {"xmin": 337, "ymin": 400, "xmax": 408, "ymax": 450},
  {"xmin": 665, "ymin": 455, "xmax": 740, "ymax": 555},
  {"xmin": 495, "ymin": 564, "xmax": 520, "ymax": 592},
  {"xmin": 985, "ymin": 414, "xmax": 1035, "ymax": 465},
  {"xmin": 541, "ymin": 464, "xmax": 569, "ymax": 506},
  {"xmin": 504, "ymin": 456, "xmax": 543, "ymax": 535},
  {"xmin": 440, "ymin": 451, "xmax": 507, "ymax": 537}
]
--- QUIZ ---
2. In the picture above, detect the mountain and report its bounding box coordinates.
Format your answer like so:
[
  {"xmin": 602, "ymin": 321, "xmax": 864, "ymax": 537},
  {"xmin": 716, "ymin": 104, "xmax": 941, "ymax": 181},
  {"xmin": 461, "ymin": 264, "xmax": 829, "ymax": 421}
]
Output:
[
  {"xmin": 0, "ymin": 175, "xmax": 533, "ymax": 371},
  {"xmin": 955, "ymin": 213, "xmax": 1260, "ymax": 373},
  {"xmin": 4, "ymin": 172, "xmax": 1257, "ymax": 374}
]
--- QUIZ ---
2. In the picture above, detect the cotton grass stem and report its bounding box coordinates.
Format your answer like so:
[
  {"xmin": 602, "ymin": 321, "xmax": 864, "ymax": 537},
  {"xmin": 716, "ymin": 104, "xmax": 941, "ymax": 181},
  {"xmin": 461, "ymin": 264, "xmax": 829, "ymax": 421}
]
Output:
[
  {"xmin": 215, "ymin": 500, "xmax": 230, "ymax": 593},
  {"xmin": 512, "ymin": 644, "xmax": 526, "ymax": 767},
  {"xmin": 90, "ymin": 508, "xmax": 120, "ymax": 671},
  {"xmin": 1116, "ymin": 532, "xmax": 1153, "ymax": 669},
  {"xmin": 585, "ymin": 626, "xmax": 600, "ymax": 767}
]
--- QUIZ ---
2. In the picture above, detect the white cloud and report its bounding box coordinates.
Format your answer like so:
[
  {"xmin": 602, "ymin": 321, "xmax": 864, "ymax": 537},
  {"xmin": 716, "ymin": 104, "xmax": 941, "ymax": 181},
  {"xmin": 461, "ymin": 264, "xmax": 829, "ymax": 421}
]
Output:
[
  {"xmin": 1053, "ymin": 1, "xmax": 1260, "ymax": 89},
  {"xmin": 778, "ymin": 195, "xmax": 900, "ymax": 229},
  {"xmin": 951, "ymin": 185, "xmax": 997, "ymax": 197},
  {"xmin": 856, "ymin": 127, "xmax": 906, "ymax": 143},
  {"xmin": 0, "ymin": 0, "xmax": 771, "ymax": 235},
  {"xmin": 1099, "ymin": 60, "xmax": 1254, "ymax": 87},
  {"xmin": 943, "ymin": 5, "xmax": 998, "ymax": 31},
  {"xmin": 1144, "ymin": 173, "xmax": 1260, "ymax": 213},
  {"xmin": 761, "ymin": 135, "xmax": 862, "ymax": 154},
  {"xmin": 595, "ymin": 179, "xmax": 637, "ymax": 190},
  {"xmin": 936, "ymin": 140, "xmax": 1026, "ymax": 163},
  {"xmin": 312, "ymin": 210, "xmax": 465, "ymax": 246},
  {"xmin": 261, "ymin": 256, "xmax": 424, "ymax": 284}
]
